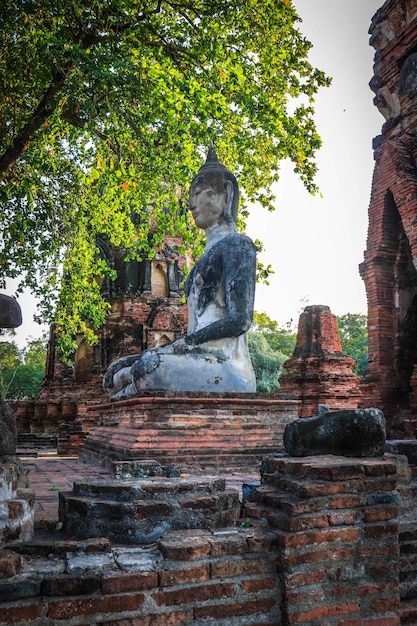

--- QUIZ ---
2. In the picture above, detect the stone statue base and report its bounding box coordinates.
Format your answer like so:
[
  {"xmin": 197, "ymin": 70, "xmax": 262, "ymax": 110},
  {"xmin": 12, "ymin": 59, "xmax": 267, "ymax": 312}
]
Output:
[{"xmin": 81, "ymin": 393, "xmax": 299, "ymax": 473}]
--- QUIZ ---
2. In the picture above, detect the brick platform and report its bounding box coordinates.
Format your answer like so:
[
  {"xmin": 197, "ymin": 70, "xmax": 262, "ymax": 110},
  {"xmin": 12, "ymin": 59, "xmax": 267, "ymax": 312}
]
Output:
[{"xmin": 82, "ymin": 394, "xmax": 299, "ymax": 473}]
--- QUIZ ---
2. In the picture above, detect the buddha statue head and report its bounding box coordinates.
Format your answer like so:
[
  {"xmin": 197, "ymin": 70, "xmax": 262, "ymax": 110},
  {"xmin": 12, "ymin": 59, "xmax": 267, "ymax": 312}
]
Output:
[{"xmin": 189, "ymin": 142, "xmax": 239, "ymax": 229}]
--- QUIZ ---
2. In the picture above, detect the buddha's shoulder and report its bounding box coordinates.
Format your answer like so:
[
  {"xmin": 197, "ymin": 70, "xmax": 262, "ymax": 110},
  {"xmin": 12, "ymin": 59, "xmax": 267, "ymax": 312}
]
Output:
[{"xmin": 218, "ymin": 232, "xmax": 255, "ymax": 251}]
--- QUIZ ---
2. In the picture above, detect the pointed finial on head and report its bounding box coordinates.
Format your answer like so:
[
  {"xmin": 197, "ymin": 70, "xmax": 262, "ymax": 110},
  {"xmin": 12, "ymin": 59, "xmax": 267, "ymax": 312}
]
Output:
[{"xmin": 206, "ymin": 140, "xmax": 218, "ymax": 164}]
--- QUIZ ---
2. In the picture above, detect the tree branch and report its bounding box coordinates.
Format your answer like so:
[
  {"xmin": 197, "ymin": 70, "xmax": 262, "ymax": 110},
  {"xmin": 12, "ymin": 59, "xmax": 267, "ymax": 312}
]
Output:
[{"xmin": 0, "ymin": 64, "xmax": 74, "ymax": 177}]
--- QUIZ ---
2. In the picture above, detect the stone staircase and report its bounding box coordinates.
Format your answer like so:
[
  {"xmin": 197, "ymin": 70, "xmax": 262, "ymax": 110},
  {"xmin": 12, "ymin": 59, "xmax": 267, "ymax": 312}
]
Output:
[
  {"xmin": 59, "ymin": 475, "xmax": 241, "ymax": 545},
  {"xmin": 17, "ymin": 434, "xmax": 57, "ymax": 456}
]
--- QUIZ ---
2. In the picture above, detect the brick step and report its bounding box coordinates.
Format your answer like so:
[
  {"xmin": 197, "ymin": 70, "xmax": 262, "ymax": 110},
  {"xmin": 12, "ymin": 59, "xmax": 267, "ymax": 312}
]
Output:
[
  {"xmin": 17, "ymin": 434, "xmax": 57, "ymax": 449},
  {"xmin": 72, "ymin": 476, "xmax": 226, "ymax": 499},
  {"xmin": 81, "ymin": 448, "xmax": 272, "ymax": 474},
  {"xmin": 59, "ymin": 477, "xmax": 241, "ymax": 544}
]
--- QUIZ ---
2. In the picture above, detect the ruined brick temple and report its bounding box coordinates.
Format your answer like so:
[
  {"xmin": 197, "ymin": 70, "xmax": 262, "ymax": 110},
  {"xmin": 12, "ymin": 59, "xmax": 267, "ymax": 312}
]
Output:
[
  {"xmin": 360, "ymin": 0, "xmax": 417, "ymax": 434},
  {"xmin": 14, "ymin": 233, "xmax": 188, "ymax": 453}
]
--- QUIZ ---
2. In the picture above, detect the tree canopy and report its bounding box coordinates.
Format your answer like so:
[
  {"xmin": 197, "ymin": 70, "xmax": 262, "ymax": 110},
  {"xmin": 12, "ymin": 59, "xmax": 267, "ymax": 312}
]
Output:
[
  {"xmin": 0, "ymin": 0, "xmax": 330, "ymax": 357},
  {"xmin": 0, "ymin": 336, "xmax": 47, "ymax": 399},
  {"xmin": 248, "ymin": 311, "xmax": 296, "ymax": 392},
  {"xmin": 336, "ymin": 313, "xmax": 368, "ymax": 377}
]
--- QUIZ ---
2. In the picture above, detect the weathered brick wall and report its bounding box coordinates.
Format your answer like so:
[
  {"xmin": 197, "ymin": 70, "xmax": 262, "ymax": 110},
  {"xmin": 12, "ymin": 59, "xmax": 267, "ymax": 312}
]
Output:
[
  {"xmin": 1, "ymin": 452, "xmax": 410, "ymax": 625},
  {"xmin": 0, "ymin": 529, "xmax": 281, "ymax": 626},
  {"xmin": 360, "ymin": 0, "xmax": 417, "ymax": 433}
]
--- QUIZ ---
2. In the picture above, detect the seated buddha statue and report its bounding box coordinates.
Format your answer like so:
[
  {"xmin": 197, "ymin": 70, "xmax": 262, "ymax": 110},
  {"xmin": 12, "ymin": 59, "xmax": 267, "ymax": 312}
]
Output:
[{"xmin": 103, "ymin": 143, "xmax": 257, "ymax": 399}]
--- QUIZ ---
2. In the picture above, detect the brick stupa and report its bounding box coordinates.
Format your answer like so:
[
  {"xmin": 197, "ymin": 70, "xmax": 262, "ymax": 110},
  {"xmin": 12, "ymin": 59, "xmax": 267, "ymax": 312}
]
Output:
[{"xmin": 279, "ymin": 305, "xmax": 363, "ymax": 418}]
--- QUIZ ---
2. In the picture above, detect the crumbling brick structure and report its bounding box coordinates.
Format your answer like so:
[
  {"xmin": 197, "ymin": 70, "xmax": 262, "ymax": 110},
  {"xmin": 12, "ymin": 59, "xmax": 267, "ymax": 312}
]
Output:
[
  {"xmin": 15, "ymin": 236, "xmax": 188, "ymax": 454},
  {"xmin": 360, "ymin": 0, "xmax": 417, "ymax": 434},
  {"xmin": 278, "ymin": 305, "xmax": 363, "ymax": 418}
]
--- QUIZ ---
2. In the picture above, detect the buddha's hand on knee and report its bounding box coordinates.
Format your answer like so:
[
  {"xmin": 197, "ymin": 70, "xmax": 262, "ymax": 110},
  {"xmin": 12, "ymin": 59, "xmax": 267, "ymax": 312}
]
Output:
[
  {"xmin": 131, "ymin": 349, "xmax": 160, "ymax": 380},
  {"xmin": 103, "ymin": 354, "xmax": 141, "ymax": 391}
]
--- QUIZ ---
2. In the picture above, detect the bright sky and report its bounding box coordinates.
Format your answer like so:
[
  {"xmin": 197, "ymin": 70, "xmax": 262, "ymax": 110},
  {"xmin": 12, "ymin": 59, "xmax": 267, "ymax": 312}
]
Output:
[
  {"xmin": 247, "ymin": 0, "xmax": 383, "ymax": 327},
  {"xmin": 6, "ymin": 0, "xmax": 384, "ymax": 347}
]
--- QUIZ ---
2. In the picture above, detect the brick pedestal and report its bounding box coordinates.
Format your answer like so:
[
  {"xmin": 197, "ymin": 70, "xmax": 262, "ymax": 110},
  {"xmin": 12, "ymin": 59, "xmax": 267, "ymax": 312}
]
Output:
[
  {"xmin": 82, "ymin": 394, "xmax": 299, "ymax": 473},
  {"xmin": 245, "ymin": 454, "xmax": 401, "ymax": 625}
]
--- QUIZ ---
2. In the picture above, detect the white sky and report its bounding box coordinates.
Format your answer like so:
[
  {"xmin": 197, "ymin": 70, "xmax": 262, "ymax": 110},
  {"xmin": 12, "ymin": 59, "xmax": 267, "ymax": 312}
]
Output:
[
  {"xmin": 6, "ymin": 0, "xmax": 384, "ymax": 346},
  {"xmin": 247, "ymin": 0, "xmax": 383, "ymax": 327}
]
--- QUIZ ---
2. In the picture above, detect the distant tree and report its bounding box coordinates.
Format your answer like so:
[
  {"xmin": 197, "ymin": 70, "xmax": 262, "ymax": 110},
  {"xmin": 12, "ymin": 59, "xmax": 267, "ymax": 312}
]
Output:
[
  {"xmin": 0, "ymin": 336, "xmax": 47, "ymax": 399},
  {"xmin": 336, "ymin": 313, "xmax": 368, "ymax": 377},
  {"xmin": 248, "ymin": 311, "xmax": 296, "ymax": 392}
]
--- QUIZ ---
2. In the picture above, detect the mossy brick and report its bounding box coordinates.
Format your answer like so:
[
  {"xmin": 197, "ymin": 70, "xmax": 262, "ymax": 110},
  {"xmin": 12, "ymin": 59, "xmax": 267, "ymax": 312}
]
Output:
[
  {"xmin": 41, "ymin": 575, "xmax": 100, "ymax": 596},
  {"xmin": 0, "ymin": 576, "xmax": 41, "ymax": 602}
]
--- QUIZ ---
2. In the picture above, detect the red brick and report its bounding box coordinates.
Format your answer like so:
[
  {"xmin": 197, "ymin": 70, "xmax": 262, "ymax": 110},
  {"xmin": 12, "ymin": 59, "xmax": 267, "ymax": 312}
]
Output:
[
  {"xmin": 328, "ymin": 511, "xmax": 356, "ymax": 526},
  {"xmin": 362, "ymin": 617, "xmax": 400, "ymax": 626},
  {"xmin": 363, "ymin": 506, "xmax": 399, "ymax": 523},
  {"xmin": 85, "ymin": 537, "xmax": 112, "ymax": 553},
  {"xmin": 159, "ymin": 565, "xmax": 210, "ymax": 587},
  {"xmin": 364, "ymin": 522, "xmax": 398, "ymax": 539},
  {"xmin": 329, "ymin": 495, "xmax": 361, "ymax": 509},
  {"xmin": 159, "ymin": 534, "xmax": 211, "ymax": 561},
  {"xmin": 208, "ymin": 533, "xmax": 247, "ymax": 556},
  {"xmin": 285, "ymin": 586, "xmax": 325, "ymax": 604},
  {"xmin": 242, "ymin": 577, "xmax": 277, "ymax": 594},
  {"xmin": 371, "ymin": 596, "xmax": 400, "ymax": 612},
  {"xmin": 211, "ymin": 555, "xmax": 276, "ymax": 579},
  {"xmin": 0, "ymin": 550, "xmax": 21, "ymax": 578},
  {"xmin": 0, "ymin": 603, "xmax": 43, "ymax": 624},
  {"xmin": 246, "ymin": 532, "xmax": 274, "ymax": 552},
  {"xmin": 367, "ymin": 562, "xmax": 398, "ymax": 579},
  {"xmin": 275, "ymin": 527, "xmax": 359, "ymax": 550},
  {"xmin": 47, "ymin": 593, "xmax": 145, "ymax": 619},
  {"xmin": 194, "ymin": 598, "xmax": 276, "ymax": 620},
  {"xmin": 284, "ymin": 602, "xmax": 360, "ymax": 624},
  {"xmin": 152, "ymin": 582, "xmax": 236, "ymax": 607},
  {"xmin": 285, "ymin": 569, "xmax": 327, "ymax": 588},
  {"xmin": 358, "ymin": 581, "xmax": 399, "ymax": 596},
  {"xmin": 99, "ymin": 611, "xmax": 191, "ymax": 626},
  {"xmin": 101, "ymin": 571, "xmax": 158, "ymax": 593},
  {"xmin": 330, "ymin": 585, "xmax": 353, "ymax": 599},
  {"xmin": 267, "ymin": 511, "xmax": 329, "ymax": 532}
]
